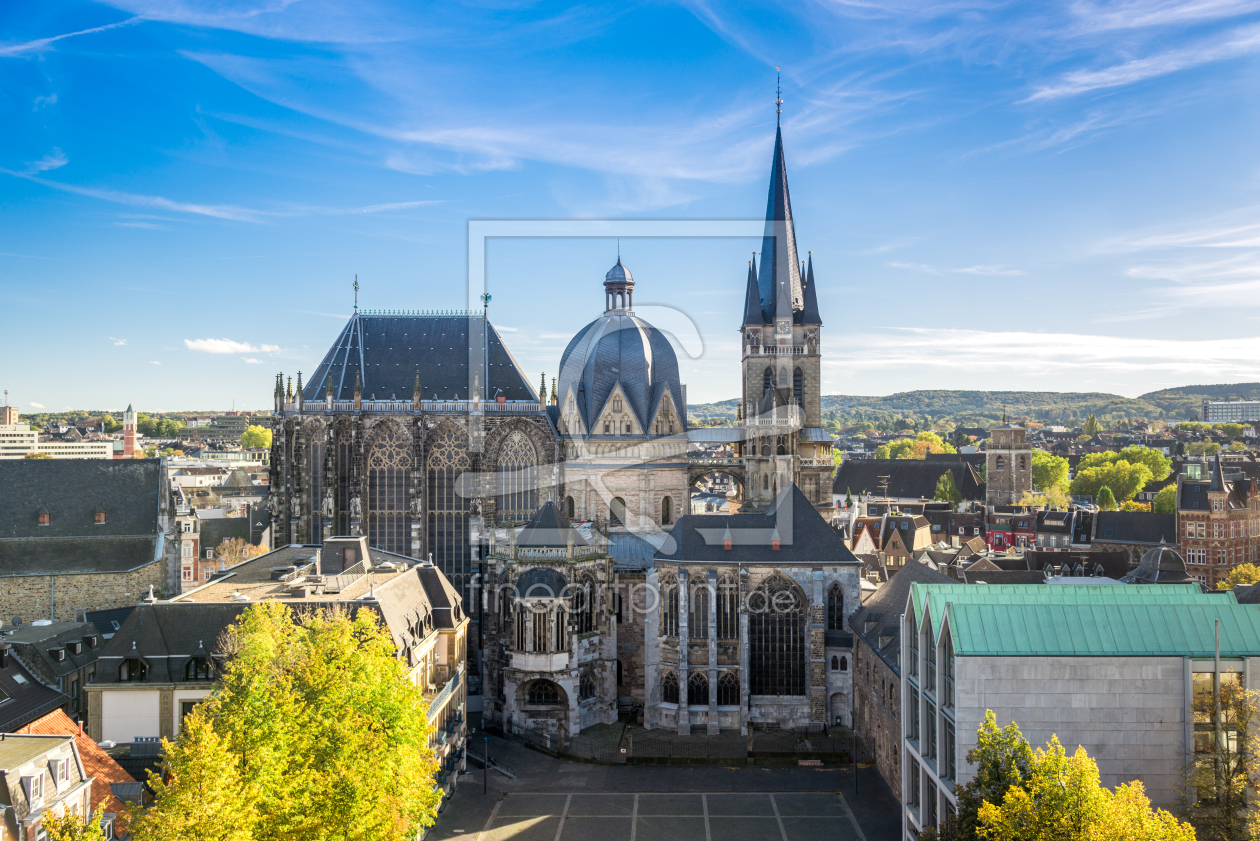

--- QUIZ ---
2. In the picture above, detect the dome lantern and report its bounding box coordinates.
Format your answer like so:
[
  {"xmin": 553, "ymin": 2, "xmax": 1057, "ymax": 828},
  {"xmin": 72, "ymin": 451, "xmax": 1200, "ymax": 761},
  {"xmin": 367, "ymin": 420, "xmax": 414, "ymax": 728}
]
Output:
[{"xmin": 604, "ymin": 257, "xmax": 635, "ymax": 314}]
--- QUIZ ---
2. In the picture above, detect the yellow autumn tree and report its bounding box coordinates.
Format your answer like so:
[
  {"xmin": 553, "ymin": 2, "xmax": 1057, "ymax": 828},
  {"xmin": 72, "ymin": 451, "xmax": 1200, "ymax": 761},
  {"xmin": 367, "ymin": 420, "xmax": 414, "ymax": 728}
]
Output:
[{"xmin": 976, "ymin": 732, "xmax": 1195, "ymax": 841}]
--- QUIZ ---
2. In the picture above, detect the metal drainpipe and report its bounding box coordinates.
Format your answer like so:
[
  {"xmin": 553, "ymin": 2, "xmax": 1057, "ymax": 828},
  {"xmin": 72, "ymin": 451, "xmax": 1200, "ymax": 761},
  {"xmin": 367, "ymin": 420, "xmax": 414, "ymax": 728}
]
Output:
[{"xmin": 50, "ymin": 576, "xmax": 55, "ymax": 621}]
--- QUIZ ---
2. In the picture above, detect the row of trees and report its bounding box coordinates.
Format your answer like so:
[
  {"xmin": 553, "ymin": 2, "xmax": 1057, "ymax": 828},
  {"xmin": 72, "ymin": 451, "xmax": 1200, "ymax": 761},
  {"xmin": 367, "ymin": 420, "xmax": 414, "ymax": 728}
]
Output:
[{"xmin": 876, "ymin": 431, "xmax": 960, "ymax": 460}]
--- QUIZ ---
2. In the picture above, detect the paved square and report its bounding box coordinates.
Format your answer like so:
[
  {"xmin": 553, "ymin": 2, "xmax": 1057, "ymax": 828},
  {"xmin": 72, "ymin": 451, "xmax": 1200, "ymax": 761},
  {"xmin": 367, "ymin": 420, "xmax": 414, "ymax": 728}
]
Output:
[{"xmin": 473, "ymin": 791, "xmax": 866, "ymax": 841}]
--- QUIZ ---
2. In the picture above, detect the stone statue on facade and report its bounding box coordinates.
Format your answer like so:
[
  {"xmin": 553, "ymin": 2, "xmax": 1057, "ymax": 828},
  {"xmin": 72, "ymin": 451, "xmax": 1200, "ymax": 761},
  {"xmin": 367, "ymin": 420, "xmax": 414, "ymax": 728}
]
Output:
[
  {"xmin": 469, "ymin": 497, "xmax": 482, "ymax": 516},
  {"xmin": 321, "ymin": 489, "xmax": 335, "ymax": 519},
  {"xmin": 409, "ymin": 494, "xmax": 423, "ymax": 517},
  {"xmin": 349, "ymin": 495, "xmax": 362, "ymax": 519},
  {"xmin": 266, "ymin": 495, "xmax": 279, "ymax": 517},
  {"xmin": 290, "ymin": 493, "xmax": 301, "ymax": 518}
]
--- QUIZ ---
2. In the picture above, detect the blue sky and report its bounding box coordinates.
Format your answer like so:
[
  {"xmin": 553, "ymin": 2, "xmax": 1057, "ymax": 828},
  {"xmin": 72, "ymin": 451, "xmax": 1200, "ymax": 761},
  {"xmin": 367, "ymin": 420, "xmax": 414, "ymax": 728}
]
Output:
[{"xmin": 3, "ymin": 0, "xmax": 1260, "ymax": 412}]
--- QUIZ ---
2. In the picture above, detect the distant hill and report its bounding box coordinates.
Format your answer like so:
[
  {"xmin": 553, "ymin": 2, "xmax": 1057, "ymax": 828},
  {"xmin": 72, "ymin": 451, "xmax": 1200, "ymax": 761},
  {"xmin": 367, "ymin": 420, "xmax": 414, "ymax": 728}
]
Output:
[{"xmin": 686, "ymin": 383, "xmax": 1260, "ymax": 426}]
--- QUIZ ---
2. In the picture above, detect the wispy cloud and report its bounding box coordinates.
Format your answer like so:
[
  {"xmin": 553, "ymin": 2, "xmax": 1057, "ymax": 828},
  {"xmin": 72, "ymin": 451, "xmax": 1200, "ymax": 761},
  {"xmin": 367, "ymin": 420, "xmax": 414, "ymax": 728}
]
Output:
[
  {"xmin": 28, "ymin": 402, "xmax": 45, "ymax": 409},
  {"xmin": 0, "ymin": 16, "xmax": 142, "ymax": 57},
  {"xmin": 0, "ymin": 168, "xmax": 264, "ymax": 222},
  {"xmin": 1025, "ymin": 21, "xmax": 1260, "ymax": 100},
  {"xmin": 150, "ymin": 360, "xmax": 161, "ymax": 365},
  {"xmin": 1068, "ymin": 0, "xmax": 1260, "ymax": 33},
  {"xmin": 242, "ymin": 357, "xmax": 263, "ymax": 364},
  {"xmin": 184, "ymin": 338, "xmax": 280, "ymax": 354},
  {"xmin": 109, "ymin": 337, "xmax": 127, "ymax": 346},
  {"xmin": 890, "ymin": 261, "xmax": 1024, "ymax": 275},
  {"xmin": 25, "ymin": 149, "xmax": 67, "ymax": 174},
  {"xmin": 33, "ymin": 93, "xmax": 57, "ymax": 109}
]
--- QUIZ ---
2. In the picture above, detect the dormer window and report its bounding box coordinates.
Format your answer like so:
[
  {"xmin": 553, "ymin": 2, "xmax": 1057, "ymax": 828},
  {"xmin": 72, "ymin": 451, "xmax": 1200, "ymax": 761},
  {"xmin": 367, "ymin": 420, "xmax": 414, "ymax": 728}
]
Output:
[
  {"xmin": 38, "ymin": 512, "xmax": 50, "ymax": 526},
  {"xmin": 70, "ymin": 641, "xmax": 83, "ymax": 655},
  {"xmin": 86, "ymin": 635, "xmax": 98, "ymax": 649},
  {"xmin": 186, "ymin": 657, "xmax": 212, "ymax": 681},
  {"xmin": 119, "ymin": 658, "xmax": 147, "ymax": 682},
  {"xmin": 22, "ymin": 773, "xmax": 42, "ymax": 806},
  {"xmin": 95, "ymin": 511, "xmax": 106, "ymax": 524},
  {"xmin": 52, "ymin": 648, "xmax": 66, "ymax": 662}
]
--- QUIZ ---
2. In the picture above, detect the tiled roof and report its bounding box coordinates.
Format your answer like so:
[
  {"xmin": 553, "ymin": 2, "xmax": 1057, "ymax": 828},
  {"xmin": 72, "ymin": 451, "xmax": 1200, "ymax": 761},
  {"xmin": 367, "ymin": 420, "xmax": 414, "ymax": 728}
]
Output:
[
  {"xmin": 15, "ymin": 710, "xmax": 136, "ymax": 816},
  {"xmin": 1094, "ymin": 511, "xmax": 1177, "ymax": 545},
  {"xmin": 0, "ymin": 653, "xmax": 69, "ymax": 732},
  {"xmin": 833, "ymin": 458, "xmax": 983, "ymax": 500}
]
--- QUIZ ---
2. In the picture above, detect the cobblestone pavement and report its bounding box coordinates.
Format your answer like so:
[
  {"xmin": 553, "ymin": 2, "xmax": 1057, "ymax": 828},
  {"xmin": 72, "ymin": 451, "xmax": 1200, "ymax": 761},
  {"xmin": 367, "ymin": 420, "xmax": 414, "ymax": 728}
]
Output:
[{"xmin": 430, "ymin": 729, "xmax": 902, "ymax": 841}]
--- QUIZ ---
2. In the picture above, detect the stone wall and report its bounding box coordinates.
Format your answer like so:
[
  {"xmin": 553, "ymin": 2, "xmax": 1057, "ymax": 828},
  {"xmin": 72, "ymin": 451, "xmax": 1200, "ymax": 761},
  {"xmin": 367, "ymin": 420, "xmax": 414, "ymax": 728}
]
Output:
[
  {"xmin": 954, "ymin": 655, "xmax": 1188, "ymax": 807},
  {"xmin": 853, "ymin": 635, "xmax": 902, "ymax": 803},
  {"xmin": 2, "ymin": 563, "xmax": 167, "ymax": 624}
]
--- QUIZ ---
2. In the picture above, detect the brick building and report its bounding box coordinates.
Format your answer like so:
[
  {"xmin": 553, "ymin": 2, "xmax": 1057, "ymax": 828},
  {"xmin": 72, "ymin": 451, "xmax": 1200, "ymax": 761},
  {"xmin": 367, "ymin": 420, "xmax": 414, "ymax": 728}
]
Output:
[
  {"xmin": 850, "ymin": 560, "xmax": 954, "ymax": 802},
  {"xmin": 1177, "ymin": 454, "xmax": 1260, "ymax": 588}
]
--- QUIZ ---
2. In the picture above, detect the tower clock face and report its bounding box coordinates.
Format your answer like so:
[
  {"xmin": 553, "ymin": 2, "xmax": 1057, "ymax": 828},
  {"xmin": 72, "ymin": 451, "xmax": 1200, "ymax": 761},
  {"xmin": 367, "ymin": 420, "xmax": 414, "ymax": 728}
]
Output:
[{"xmin": 775, "ymin": 320, "xmax": 790, "ymax": 335}]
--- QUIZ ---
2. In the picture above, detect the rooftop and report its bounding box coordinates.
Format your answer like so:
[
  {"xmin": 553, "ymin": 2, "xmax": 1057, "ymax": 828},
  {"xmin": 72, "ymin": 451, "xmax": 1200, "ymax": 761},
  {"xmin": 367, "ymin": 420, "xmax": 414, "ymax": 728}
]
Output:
[{"xmin": 0, "ymin": 734, "xmax": 72, "ymax": 770}]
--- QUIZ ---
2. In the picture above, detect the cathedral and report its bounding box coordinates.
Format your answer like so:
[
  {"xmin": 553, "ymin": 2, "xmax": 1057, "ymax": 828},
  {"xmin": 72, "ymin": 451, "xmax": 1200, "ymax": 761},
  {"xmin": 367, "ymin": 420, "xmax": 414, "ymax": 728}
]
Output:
[{"xmin": 268, "ymin": 119, "xmax": 859, "ymax": 735}]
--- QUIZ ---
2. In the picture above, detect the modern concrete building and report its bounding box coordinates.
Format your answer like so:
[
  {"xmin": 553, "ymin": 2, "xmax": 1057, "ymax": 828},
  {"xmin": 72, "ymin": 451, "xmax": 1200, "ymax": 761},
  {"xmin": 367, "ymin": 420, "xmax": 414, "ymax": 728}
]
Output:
[
  {"xmin": 0, "ymin": 424, "xmax": 112, "ymax": 459},
  {"xmin": 1202, "ymin": 399, "xmax": 1260, "ymax": 424},
  {"xmin": 900, "ymin": 581, "xmax": 1260, "ymax": 838}
]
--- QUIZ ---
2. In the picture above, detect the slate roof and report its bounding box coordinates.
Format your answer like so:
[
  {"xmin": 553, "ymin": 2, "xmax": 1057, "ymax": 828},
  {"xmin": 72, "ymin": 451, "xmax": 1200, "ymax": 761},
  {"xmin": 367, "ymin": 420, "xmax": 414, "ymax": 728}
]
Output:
[
  {"xmin": 557, "ymin": 306, "xmax": 685, "ymax": 437},
  {"xmin": 2, "ymin": 621, "xmax": 102, "ymax": 683},
  {"xmin": 1119, "ymin": 543, "xmax": 1196, "ymax": 585},
  {"xmin": 653, "ymin": 484, "xmax": 860, "ymax": 565},
  {"xmin": 749, "ymin": 126, "xmax": 819, "ymax": 326},
  {"xmin": 961, "ymin": 570, "xmax": 1047, "ymax": 585},
  {"xmin": 199, "ymin": 506, "xmax": 270, "ymax": 552},
  {"xmin": 0, "ymin": 459, "xmax": 163, "ymax": 577},
  {"xmin": 302, "ymin": 315, "xmax": 536, "ymax": 403},
  {"xmin": 849, "ymin": 560, "xmax": 955, "ymax": 675},
  {"xmin": 1093, "ymin": 511, "xmax": 1178, "ymax": 545},
  {"xmin": 0, "ymin": 650, "xmax": 69, "ymax": 732},
  {"xmin": 833, "ymin": 458, "xmax": 983, "ymax": 500},
  {"xmin": 517, "ymin": 502, "xmax": 587, "ymax": 549}
]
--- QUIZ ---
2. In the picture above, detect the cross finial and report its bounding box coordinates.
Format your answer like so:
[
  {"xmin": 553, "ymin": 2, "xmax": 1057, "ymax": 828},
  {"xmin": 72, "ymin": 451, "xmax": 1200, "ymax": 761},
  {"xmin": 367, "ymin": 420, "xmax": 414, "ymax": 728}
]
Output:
[
  {"xmin": 353, "ymin": 275, "xmax": 359, "ymax": 312},
  {"xmin": 775, "ymin": 66, "xmax": 783, "ymax": 125}
]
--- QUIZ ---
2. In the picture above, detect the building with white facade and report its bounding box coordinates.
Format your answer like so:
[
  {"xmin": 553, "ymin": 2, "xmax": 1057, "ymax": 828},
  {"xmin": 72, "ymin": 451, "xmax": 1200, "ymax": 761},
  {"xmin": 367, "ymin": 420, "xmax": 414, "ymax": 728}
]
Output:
[
  {"xmin": 900, "ymin": 579, "xmax": 1260, "ymax": 838},
  {"xmin": 0, "ymin": 424, "xmax": 112, "ymax": 459},
  {"xmin": 1202, "ymin": 399, "xmax": 1260, "ymax": 423}
]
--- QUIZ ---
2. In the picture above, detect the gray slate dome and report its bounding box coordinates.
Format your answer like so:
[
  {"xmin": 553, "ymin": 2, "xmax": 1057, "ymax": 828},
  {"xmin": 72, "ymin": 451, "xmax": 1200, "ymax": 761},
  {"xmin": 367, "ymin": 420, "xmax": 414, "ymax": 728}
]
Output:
[
  {"xmin": 557, "ymin": 260, "xmax": 685, "ymax": 438},
  {"xmin": 1119, "ymin": 541, "xmax": 1195, "ymax": 585}
]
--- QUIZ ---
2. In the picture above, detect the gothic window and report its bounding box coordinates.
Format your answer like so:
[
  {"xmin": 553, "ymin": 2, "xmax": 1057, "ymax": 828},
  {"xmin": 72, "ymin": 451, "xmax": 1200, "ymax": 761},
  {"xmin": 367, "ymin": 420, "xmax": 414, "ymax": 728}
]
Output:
[
  {"xmin": 610, "ymin": 497, "xmax": 627, "ymax": 527},
  {"xmin": 793, "ymin": 368, "xmax": 803, "ymax": 407},
  {"xmin": 662, "ymin": 671, "xmax": 679, "ymax": 704},
  {"xmin": 688, "ymin": 672, "xmax": 709, "ymax": 706},
  {"xmin": 840, "ymin": 656, "xmax": 848, "ymax": 672},
  {"xmin": 575, "ymin": 574, "xmax": 595, "ymax": 635},
  {"xmin": 761, "ymin": 440, "xmax": 770, "ymax": 456},
  {"xmin": 554, "ymin": 606, "xmax": 567, "ymax": 651},
  {"xmin": 689, "ymin": 579, "xmax": 709, "ymax": 639},
  {"xmin": 335, "ymin": 426, "xmax": 354, "ymax": 536},
  {"xmin": 827, "ymin": 582, "xmax": 845, "ymax": 631},
  {"xmin": 580, "ymin": 672, "xmax": 596, "ymax": 701},
  {"xmin": 777, "ymin": 435, "xmax": 787, "ymax": 456},
  {"xmin": 306, "ymin": 429, "xmax": 325, "ymax": 544},
  {"xmin": 748, "ymin": 574, "xmax": 806, "ymax": 696},
  {"xmin": 566, "ymin": 496, "xmax": 575, "ymax": 519},
  {"xmin": 530, "ymin": 605, "xmax": 548, "ymax": 653},
  {"xmin": 613, "ymin": 396, "xmax": 623, "ymax": 412},
  {"xmin": 514, "ymin": 602, "xmax": 527, "ymax": 650},
  {"xmin": 662, "ymin": 496, "xmax": 672, "ymax": 525},
  {"xmin": 526, "ymin": 680, "xmax": 561, "ymax": 705},
  {"xmin": 762, "ymin": 474, "xmax": 769, "ymax": 491},
  {"xmin": 717, "ymin": 672, "xmax": 739, "ymax": 706},
  {"xmin": 660, "ymin": 574, "xmax": 679, "ymax": 637},
  {"xmin": 716, "ymin": 574, "xmax": 738, "ymax": 639},
  {"xmin": 763, "ymin": 367, "xmax": 773, "ymax": 393},
  {"xmin": 427, "ymin": 425, "xmax": 472, "ymax": 601},
  {"xmin": 366, "ymin": 424, "xmax": 410, "ymax": 555},
  {"xmin": 617, "ymin": 660, "xmax": 624, "ymax": 685},
  {"xmin": 496, "ymin": 431, "xmax": 537, "ymax": 522},
  {"xmin": 831, "ymin": 655, "xmax": 839, "ymax": 671}
]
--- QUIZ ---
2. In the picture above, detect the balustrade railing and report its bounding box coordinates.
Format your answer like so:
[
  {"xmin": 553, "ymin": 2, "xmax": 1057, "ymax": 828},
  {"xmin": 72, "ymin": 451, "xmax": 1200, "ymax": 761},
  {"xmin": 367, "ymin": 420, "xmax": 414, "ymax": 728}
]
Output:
[{"xmin": 282, "ymin": 399, "xmax": 542, "ymax": 414}]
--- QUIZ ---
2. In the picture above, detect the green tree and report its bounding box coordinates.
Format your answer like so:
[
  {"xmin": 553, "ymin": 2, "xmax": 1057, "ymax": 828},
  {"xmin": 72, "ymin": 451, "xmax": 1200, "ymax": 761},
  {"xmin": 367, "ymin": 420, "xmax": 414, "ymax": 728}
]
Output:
[
  {"xmin": 1083, "ymin": 414, "xmax": 1103, "ymax": 435},
  {"xmin": 240, "ymin": 425, "xmax": 273, "ymax": 450},
  {"xmin": 1217, "ymin": 423, "xmax": 1245, "ymax": 439},
  {"xmin": 1030, "ymin": 450, "xmax": 1069, "ymax": 493},
  {"xmin": 41, "ymin": 805, "xmax": 108, "ymax": 841},
  {"xmin": 1189, "ymin": 442, "xmax": 1223, "ymax": 457},
  {"xmin": 132, "ymin": 602, "xmax": 440, "ymax": 841},
  {"xmin": 1077, "ymin": 446, "xmax": 1172, "ymax": 482},
  {"xmin": 934, "ymin": 470, "xmax": 963, "ymax": 504},
  {"xmin": 23, "ymin": 452, "xmax": 52, "ymax": 459},
  {"xmin": 155, "ymin": 418, "xmax": 184, "ymax": 438},
  {"xmin": 844, "ymin": 487, "xmax": 854, "ymax": 509},
  {"xmin": 1096, "ymin": 485, "xmax": 1118, "ymax": 510},
  {"xmin": 136, "ymin": 413, "xmax": 156, "ymax": 437},
  {"xmin": 1153, "ymin": 484, "xmax": 1178, "ymax": 515},
  {"xmin": 100, "ymin": 413, "xmax": 120, "ymax": 433},
  {"xmin": 1071, "ymin": 461, "xmax": 1154, "ymax": 504},
  {"xmin": 1217, "ymin": 563, "xmax": 1260, "ymax": 591},
  {"xmin": 1179, "ymin": 682, "xmax": 1259, "ymax": 840},
  {"xmin": 1230, "ymin": 441, "xmax": 1246, "ymax": 452},
  {"xmin": 951, "ymin": 429, "xmax": 973, "ymax": 449}
]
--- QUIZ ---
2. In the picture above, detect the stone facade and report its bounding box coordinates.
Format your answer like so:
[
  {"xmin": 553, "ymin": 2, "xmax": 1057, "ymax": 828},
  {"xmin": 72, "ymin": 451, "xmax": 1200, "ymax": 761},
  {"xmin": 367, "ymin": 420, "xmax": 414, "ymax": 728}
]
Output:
[
  {"xmin": 853, "ymin": 634, "xmax": 901, "ymax": 798},
  {"xmin": 984, "ymin": 424, "xmax": 1032, "ymax": 506},
  {"xmin": 3, "ymin": 563, "xmax": 167, "ymax": 624}
]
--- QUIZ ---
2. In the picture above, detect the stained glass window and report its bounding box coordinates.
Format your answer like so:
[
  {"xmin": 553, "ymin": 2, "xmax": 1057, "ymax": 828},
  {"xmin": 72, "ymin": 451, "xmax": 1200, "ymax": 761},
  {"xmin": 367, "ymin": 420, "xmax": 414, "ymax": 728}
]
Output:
[
  {"xmin": 748, "ymin": 574, "xmax": 806, "ymax": 696},
  {"xmin": 496, "ymin": 431, "xmax": 537, "ymax": 522},
  {"xmin": 689, "ymin": 579, "xmax": 709, "ymax": 639},
  {"xmin": 662, "ymin": 671, "xmax": 679, "ymax": 704},
  {"xmin": 827, "ymin": 582, "xmax": 845, "ymax": 631},
  {"xmin": 716, "ymin": 574, "xmax": 738, "ymax": 640},
  {"xmin": 427, "ymin": 425, "xmax": 471, "ymax": 601},
  {"xmin": 366, "ymin": 423, "xmax": 410, "ymax": 555},
  {"xmin": 717, "ymin": 672, "xmax": 739, "ymax": 706},
  {"xmin": 688, "ymin": 672, "xmax": 709, "ymax": 706},
  {"xmin": 660, "ymin": 574, "xmax": 678, "ymax": 637}
]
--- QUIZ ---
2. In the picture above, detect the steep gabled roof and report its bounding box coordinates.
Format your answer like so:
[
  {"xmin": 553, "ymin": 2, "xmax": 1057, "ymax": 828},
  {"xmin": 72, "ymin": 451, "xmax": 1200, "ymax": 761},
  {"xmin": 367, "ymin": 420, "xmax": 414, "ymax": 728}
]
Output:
[
  {"xmin": 517, "ymin": 501, "xmax": 588, "ymax": 549},
  {"xmin": 800, "ymin": 252, "xmax": 822, "ymax": 325},
  {"xmin": 850, "ymin": 560, "xmax": 955, "ymax": 675},
  {"xmin": 742, "ymin": 258, "xmax": 766, "ymax": 325}
]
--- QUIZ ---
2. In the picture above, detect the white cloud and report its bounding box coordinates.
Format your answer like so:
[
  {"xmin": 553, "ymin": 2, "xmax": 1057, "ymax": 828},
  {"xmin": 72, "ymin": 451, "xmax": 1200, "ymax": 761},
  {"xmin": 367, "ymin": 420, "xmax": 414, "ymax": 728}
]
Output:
[
  {"xmin": 1025, "ymin": 21, "xmax": 1260, "ymax": 100},
  {"xmin": 1068, "ymin": 0, "xmax": 1260, "ymax": 33},
  {"xmin": 33, "ymin": 93, "xmax": 57, "ymax": 109},
  {"xmin": 150, "ymin": 360, "xmax": 161, "ymax": 365},
  {"xmin": 242, "ymin": 357, "xmax": 262, "ymax": 364},
  {"xmin": 184, "ymin": 338, "xmax": 280, "ymax": 354},
  {"xmin": 109, "ymin": 336, "xmax": 127, "ymax": 346},
  {"xmin": 0, "ymin": 17, "xmax": 142, "ymax": 57},
  {"xmin": 25, "ymin": 149, "xmax": 67, "ymax": 174},
  {"xmin": 28, "ymin": 402, "xmax": 45, "ymax": 409},
  {"xmin": 889, "ymin": 261, "xmax": 1024, "ymax": 276},
  {"xmin": 0, "ymin": 168, "xmax": 265, "ymax": 222}
]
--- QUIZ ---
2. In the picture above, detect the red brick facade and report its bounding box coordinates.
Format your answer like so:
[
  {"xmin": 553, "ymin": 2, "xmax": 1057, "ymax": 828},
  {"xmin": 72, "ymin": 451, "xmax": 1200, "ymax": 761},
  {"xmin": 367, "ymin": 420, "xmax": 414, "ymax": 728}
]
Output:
[{"xmin": 1176, "ymin": 464, "xmax": 1260, "ymax": 589}]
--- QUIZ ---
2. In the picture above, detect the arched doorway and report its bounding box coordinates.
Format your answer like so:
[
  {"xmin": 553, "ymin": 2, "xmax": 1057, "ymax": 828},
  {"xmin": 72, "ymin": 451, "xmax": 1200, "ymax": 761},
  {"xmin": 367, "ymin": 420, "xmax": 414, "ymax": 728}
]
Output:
[
  {"xmin": 610, "ymin": 497, "xmax": 627, "ymax": 527},
  {"xmin": 515, "ymin": 679, "xmax": 570, "ymax": 738},
  {"xmin": 829, "ymin": 692, "xmax": 849, "ymax": 727}
]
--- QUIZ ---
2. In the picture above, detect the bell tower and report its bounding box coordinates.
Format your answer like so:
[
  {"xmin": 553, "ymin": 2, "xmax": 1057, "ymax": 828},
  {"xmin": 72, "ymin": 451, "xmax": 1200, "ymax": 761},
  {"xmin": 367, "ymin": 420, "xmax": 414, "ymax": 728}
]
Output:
[{"xmin": 739, "ymin": 118, "xmax": 832, "ymax": 514}]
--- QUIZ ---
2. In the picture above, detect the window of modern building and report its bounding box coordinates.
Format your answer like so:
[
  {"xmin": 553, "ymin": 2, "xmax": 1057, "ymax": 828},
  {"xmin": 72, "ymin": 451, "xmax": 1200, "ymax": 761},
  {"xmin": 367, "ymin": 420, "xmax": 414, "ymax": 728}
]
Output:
[
  {"xmin": 943, "ymin": 719, "xmax": 956, "ymax": 781},
  {"xmin": 907, "ymin": 687, "xmax": 920, "ymax": 742},
  {"xmin": 926, "ymin": 703, "xmax": 938, "ymax": 762}
]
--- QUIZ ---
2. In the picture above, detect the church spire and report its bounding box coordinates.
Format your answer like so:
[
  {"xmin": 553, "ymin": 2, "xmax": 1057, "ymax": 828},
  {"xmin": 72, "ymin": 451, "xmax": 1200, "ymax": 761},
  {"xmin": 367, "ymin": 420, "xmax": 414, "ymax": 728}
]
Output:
[
  {"xmin": 756, "ymin": 124, "xmax": 802, "ymax": 323},
  {"xmin": 800, "ymin": 251, "xmax": 822, "ymax": 325},
  {"xmin": 742, "ymin": 255, "xmax": 765, "ymax": 325}
]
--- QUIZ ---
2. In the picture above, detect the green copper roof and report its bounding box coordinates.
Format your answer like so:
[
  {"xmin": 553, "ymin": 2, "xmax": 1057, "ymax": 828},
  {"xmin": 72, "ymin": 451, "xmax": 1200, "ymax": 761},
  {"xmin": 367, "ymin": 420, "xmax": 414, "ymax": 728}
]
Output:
[
  {"xmin": 947, "ymin": 603, "xmax": 1260, "ymax": 657},
  {"xmin": 910, "ymin": 582, "xmax": 1214, "ymax": 639},
  {"xmin": 906, "ymin": 582, "xmax": 1255, "ymax": 657}
]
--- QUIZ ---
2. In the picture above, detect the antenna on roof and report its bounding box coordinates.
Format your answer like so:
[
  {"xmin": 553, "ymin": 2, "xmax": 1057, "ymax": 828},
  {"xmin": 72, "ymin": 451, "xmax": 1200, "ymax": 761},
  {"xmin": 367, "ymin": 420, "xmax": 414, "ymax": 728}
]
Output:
[{"xmin": 353, "ymin": 275, "xmax": 359, "ymax": 313}]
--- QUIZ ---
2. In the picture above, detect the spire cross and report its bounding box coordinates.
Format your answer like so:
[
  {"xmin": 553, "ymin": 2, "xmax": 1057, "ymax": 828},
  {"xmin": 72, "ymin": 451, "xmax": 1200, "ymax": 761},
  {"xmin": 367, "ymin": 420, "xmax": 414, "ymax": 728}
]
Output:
[
  {"xmin": 353, "ymin": 275, "xmax": 359, "ymax": 312},
  {"xmin": 775, "ymin": 66, "xmax": 783, "ymax": 125}
]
